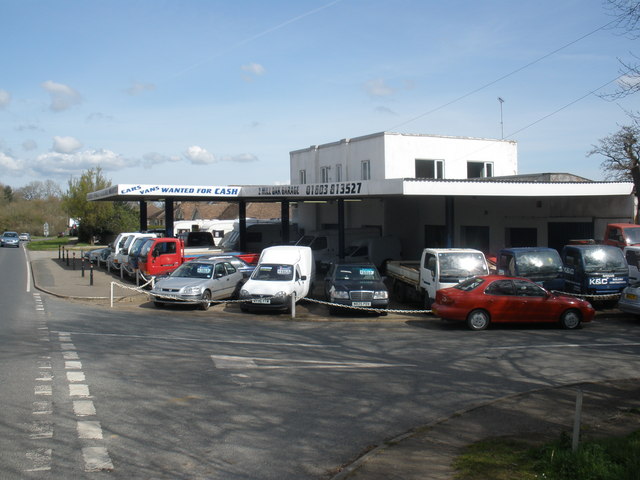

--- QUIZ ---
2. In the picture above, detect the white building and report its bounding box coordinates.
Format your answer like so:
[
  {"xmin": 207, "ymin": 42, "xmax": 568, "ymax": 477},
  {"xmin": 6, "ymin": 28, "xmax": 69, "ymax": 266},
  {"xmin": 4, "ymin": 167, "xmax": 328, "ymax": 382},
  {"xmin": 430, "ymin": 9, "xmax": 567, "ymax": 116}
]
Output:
[
  {"xmin": 290, "ymin": 131, "xmax": 517, "ymax": 184},
  {"xmin": 288, "ymin": 132, "xmax": 634, "ymax": 257}
]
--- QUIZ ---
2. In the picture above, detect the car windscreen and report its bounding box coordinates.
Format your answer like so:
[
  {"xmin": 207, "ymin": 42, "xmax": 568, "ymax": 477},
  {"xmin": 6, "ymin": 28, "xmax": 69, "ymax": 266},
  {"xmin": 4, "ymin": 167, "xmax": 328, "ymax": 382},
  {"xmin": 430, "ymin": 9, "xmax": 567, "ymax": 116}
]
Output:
[
  {"xmin": 251, "ymin": 264, "xmax": 294, "ymax": 281},
  {"xmin": 583, "ymin": 248, "xmax": 628, "ymax": 273},
  {"xmin": 4, "ymin": 232, "xmax": 18, "ymax": 238},
  {"xmin": 453, "ymin": 277, "xmax": 485, "ymax": 291},
  {"xmin": 438, "ymin": 252, "xmax": 487, "ymax": 282},
  {"xmin": 171, "ymin": 262, "xmax": 213, "ymax": 279},
  {"xmin": 515, "ymin": 251, "xmax": 563, "ymax": 275},
  {"xmin": 333, "ymin": 266, "xmax": 381, "ymax": 281},
  {"xmin": 624, "ymin": 227, "xmax": 640, "ymax": 245}
]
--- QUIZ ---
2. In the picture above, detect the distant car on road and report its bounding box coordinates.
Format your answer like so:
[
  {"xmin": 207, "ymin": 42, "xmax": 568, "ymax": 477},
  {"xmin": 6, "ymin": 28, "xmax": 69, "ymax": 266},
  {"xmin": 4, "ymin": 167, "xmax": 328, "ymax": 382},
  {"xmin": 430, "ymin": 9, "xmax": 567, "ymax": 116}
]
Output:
[
  {"xmin": 432, "ymin": 275, "xmax": 595, "ymax": 331},
  {"xmin": 324, "ymin": 261, "xmax": 389, "ymax": 315},
  {"xmin": 1, "ymin": 231, "xmax": 20, "ymax": 248},
  {"xmin": 19, "ymin": 232, "xmax": 31, "ymax": 242},
  {"xmin": 150, "ymin": 258, "xmax": 244, "ymax": 311}
]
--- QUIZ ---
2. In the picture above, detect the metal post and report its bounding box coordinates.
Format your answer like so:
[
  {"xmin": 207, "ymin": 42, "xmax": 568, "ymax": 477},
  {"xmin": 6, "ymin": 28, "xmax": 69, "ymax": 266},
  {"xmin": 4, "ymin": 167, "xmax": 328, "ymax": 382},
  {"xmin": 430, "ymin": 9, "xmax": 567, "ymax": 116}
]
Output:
[
  {"xmin": 58, "ymin": 245, "xmax": 61, "ymax": 260},
  {"xmin": 81, "ymin": 256, "xmax": 85, "ymax": 277},
  {"xmin": 135, "ymin": 269, "xmax": 139, "ymax": 287},
  {"xmin": 572, "ymin": 388, "xmax": 583, "ymax": 452},
  {"xmin": 110, "ymin": 283, "xmax": 114, "ymax": 308},
  {"xmin": 291, "ymin": 292, "xmax": 296, "ymax": 319},
  {"xmin": 90, "ymin": 264, "xmax": 94, "ymax": 286},
  {"xmin": 66, "ymin": 249, "xmax": 69, "ymax": 266},
  {"xmin": 72, "ymin": 252, "xmax": 76, "ymax": 270}
]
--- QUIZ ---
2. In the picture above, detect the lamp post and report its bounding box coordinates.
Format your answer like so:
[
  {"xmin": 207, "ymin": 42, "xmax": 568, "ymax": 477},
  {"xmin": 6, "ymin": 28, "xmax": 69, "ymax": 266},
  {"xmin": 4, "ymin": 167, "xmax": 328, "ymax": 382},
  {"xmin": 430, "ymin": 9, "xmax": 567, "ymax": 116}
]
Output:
[{"xmin": 498, "ymin": 97, "xmax": 504, "ymax": 139}]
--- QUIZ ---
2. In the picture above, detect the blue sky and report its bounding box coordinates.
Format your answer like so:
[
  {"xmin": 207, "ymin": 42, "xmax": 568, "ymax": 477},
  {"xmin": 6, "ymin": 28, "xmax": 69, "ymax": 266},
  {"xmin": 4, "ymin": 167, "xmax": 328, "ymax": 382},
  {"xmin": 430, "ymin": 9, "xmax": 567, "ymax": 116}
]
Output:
[{"xmin": 1, "ymin": 0, "xmax": 640, "ymax": 190}]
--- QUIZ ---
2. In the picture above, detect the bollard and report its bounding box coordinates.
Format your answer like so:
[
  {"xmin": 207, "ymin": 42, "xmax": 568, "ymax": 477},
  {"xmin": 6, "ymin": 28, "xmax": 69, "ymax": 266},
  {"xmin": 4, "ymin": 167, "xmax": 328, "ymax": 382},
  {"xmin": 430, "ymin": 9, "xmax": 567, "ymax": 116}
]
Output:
[
  {"xmin": 66, "ymin": 248, "xmax": 69, "ymax": 266},
  {"xmin": 572, "ymin": 388, "xmax": 583, "ymax": 452},
  {"xmin": 90, "ymin": 264, "xmax": 94, "ymax": 286},
  {"xmin": 72, "ymin": 252, "xmax": 76, "ymax": 270},
  {"xmin": 135, "ymin": 268, "xmax": 139, "ymax": 287},
  {"xmin": 291, "ymin": 292, "xmax": 296, "ymax": 319},
  {"xmin": 81, "ymin": 257, "xmax": 85, "ymax": 277},
  {"xmin": 58, "ymin": 245, "xmax": 61, "ymax": 260}
]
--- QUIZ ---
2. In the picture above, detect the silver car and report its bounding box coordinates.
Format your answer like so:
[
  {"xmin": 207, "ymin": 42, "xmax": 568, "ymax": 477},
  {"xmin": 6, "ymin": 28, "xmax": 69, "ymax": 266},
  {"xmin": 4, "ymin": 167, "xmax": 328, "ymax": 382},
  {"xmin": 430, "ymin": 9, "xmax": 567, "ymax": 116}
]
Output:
[
  {"xmin": 150, "ymin": 258, "xmax": 244, "ymax": 310},
  {"xmin": 1, "ymin": 231, "xmax": 20, "ymax": 248}
]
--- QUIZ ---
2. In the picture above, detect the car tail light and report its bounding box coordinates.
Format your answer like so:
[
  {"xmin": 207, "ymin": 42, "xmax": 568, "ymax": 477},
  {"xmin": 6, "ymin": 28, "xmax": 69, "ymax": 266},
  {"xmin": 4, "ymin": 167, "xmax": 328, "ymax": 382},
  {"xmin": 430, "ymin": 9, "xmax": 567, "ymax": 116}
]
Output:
[{"xmin": 439, "ymin": 294, "xmax": 454, "ymax": 305}]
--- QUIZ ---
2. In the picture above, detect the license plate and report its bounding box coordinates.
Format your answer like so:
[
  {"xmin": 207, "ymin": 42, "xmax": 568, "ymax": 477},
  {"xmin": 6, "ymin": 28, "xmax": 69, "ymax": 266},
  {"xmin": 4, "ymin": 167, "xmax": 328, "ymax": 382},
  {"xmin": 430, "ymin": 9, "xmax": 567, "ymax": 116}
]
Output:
[
  {"xmin": 352, "ymin": 301, "xmax": 371, "ymax": 307},
  {"xmin": 252, "ymin": 298, "xmax": 271, "ymax": 304},
  {"xmin": 625, "ymin": 293, "xmax": 637, "ymax": 300}
]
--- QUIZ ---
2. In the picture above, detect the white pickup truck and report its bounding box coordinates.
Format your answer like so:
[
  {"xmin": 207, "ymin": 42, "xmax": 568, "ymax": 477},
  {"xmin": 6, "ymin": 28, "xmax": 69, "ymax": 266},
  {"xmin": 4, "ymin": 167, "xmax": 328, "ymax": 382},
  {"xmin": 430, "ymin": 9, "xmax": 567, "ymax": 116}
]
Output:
[{"xmin": 386, "ymin": 248, "xmax": 489, "ymax": 308}]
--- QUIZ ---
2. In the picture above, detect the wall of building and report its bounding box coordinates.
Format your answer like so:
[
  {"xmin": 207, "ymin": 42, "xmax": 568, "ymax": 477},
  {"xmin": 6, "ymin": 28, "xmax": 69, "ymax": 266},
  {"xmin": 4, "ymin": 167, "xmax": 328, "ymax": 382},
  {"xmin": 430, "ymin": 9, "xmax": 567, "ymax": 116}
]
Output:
[{"xmin": 290, "ymin": 132, "xmax": 518, "ymax": 184}]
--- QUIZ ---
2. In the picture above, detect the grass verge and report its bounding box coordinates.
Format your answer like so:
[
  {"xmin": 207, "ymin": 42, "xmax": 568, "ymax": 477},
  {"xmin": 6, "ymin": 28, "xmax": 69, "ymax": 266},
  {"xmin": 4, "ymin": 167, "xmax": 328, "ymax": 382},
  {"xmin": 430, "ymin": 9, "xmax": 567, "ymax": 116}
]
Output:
[
  {"xmin": 453, "ymin": 430, "xmax": 640, "ymax": 480},
  {"xmin": 27, "ymin": 237, "xmax": 94, "ymax": 251}
]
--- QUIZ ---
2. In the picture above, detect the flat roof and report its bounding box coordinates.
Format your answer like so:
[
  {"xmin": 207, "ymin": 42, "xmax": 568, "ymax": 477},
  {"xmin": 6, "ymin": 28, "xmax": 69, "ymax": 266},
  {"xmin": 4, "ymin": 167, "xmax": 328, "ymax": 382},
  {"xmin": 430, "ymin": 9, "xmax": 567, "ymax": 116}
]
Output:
[{"xmin": 87, "ymin": 178, "xmax": 634, "ymax": 202}]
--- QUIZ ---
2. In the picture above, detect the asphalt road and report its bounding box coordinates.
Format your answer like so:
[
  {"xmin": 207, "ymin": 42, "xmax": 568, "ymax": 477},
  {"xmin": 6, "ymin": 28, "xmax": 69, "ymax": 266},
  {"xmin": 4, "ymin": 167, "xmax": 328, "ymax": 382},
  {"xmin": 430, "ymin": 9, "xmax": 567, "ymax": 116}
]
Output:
[{"xmin": 1, "ymin": 245, "xmax": 640, "ymax": 479}]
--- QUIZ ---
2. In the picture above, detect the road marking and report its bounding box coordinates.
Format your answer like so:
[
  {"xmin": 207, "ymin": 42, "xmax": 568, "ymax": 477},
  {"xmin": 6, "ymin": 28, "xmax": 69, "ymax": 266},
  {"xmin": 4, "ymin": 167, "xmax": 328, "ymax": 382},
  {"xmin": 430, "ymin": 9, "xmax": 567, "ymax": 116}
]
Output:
[
  {"xmin": 73, "ymin": 400, "xmax": 97, "ymax": 416},
  {"xmin": 82, "ymin": 447, "xmax": 114, "ymax": 472},
  {"xmin": 35, "ymin": 385, "xmax": 52, "ymax": 396},
  {"xmin": 67, "ymin": 371, "xmax": 86, "ymax": 382},
  {"xmin": 69, "ymin": 384, "xmax": 91, "ymax": 397},
  {"xmin": 28, "ymin": 422, "xmax": 53, "ymax": 439},
  {"xmin": 33, "ymin": 401, "xmax": 52, "ymax": 415},
  {"xmin": 25, "ymin": 449, "xmax": 51, "ymax": 472},
  {"xmin": 77, "ymin": 421, "xmax": 103, "ymax": 439},
  {"xmin": 65, "ymin": 361, "xmax": 82, "ymax": 370},
  {"xmin": 63, "ymin": 351, "xmax": 79, "ymax": 360},
  {"xmin": 211, "ymin": 354, "xmax": 416, "ymax": 369}
]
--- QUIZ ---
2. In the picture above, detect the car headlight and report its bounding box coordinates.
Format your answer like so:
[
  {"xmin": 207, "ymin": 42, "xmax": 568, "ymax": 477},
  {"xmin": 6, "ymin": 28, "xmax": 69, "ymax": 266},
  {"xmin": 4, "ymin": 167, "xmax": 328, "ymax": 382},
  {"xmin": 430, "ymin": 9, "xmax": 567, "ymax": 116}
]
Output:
[
  {"xmin": 374, "ymin": 291, "xmax": 388, "ymax": 300},
  {"xmin": 183, "ymin": 286, "xmax": 203, "ymax": 295},
  {"xmin": 330, "ymin": 288, "xmax": 349, "ymax": 300},
  {"xmin": 274, "ymin": 291, "xmax": 288, "ymax": 298},
  {"xmin": 240, "ymin": 289, "xmax": 250, "ymax": 298}
]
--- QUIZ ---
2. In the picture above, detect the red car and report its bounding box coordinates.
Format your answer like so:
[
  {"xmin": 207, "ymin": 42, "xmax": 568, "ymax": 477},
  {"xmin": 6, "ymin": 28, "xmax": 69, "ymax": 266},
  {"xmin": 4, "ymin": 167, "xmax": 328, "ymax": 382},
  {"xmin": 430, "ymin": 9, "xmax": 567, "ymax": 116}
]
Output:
[{"xmin": 432, "ymin": 275, "xmax": 595, "ymax": 331}]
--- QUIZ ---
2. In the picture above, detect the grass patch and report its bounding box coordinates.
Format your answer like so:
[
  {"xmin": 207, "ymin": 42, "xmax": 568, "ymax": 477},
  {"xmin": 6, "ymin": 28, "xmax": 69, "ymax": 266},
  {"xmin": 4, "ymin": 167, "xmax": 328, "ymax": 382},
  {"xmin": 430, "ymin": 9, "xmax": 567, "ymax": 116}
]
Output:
[
  {"xmin": 453, "ymin": 430, "xmax": 640, "ymax": 480},
  {"xmin": 27, "ymin": 237, "xmax": 93, "ymax": 251}
]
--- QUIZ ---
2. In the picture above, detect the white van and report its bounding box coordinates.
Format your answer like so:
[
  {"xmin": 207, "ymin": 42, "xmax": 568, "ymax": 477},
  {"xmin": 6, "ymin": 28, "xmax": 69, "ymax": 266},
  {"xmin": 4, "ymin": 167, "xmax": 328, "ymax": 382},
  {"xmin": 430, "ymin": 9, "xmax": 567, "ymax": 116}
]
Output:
[
  {"xmin": 239, "ymin": 246, "xmax": 315, "ymax": 312},
  {"xmin": 624, "ymin": 246, "xmax": 640, "ymax": 283},
  {"xmin": 114, "ymin": 232, "xmax": 157, "ymax": 269}
]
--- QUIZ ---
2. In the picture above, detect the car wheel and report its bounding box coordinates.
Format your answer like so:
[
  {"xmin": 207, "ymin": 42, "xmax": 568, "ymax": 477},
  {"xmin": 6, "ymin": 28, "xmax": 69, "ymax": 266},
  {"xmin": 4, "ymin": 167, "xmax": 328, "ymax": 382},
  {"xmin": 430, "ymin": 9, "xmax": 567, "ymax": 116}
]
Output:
[
  {"xmin": 560, "ymin": 309, "xmax": 581, "ymax": 329},
  {"xmin": 467, "ymin": 309, "xmax": 490, "ymax": 331},
  {"xmin": 199, "ymin": 290, "xmax": 211, "ymax": 311}
]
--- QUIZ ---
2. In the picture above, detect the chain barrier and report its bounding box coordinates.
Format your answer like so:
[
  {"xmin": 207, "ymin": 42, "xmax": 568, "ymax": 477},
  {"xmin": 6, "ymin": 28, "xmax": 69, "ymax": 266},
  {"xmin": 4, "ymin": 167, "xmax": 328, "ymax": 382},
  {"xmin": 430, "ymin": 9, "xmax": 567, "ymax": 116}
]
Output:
[{"xmin": 551, "ymin": 291, "xmax": 621, "ymax": 301}]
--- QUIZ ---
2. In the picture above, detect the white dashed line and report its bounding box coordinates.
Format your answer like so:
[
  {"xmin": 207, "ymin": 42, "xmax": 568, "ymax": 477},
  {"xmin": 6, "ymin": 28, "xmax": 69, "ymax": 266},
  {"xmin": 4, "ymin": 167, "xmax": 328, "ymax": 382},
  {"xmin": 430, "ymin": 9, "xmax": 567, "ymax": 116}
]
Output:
[
  {"xmin": 73, "ymin": 400, "xmax": 97, "ymax": 417},
  {"xmin": 82, "ymin": 447, "xmax": 114, "ymax": 472},
  {"xmin": 25, "ymin": 449, "xmax": 51, "ymax": 472}
]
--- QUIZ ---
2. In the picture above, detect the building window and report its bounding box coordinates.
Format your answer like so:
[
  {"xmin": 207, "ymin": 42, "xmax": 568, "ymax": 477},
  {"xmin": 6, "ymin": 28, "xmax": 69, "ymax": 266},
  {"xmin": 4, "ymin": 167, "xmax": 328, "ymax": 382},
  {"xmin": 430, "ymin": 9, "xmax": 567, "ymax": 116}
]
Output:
[
  {"xmin": 321, "ymin": 166, "xmax": 331, "ymax": 183},
  {"xmin": 415, "ymin": 159, "xmax": 444, "ymax": 179},
  {"xmin": 299, "ymin": 169, "xmax": 307, "ymax": 184},
  {"xmin": 467, "ymin": 161, "xmax": 494, "ymax": 178},
  {"xmin": 361, "ymin": 160, "xmax": 371, "ymax": 180},
  {"xmin": 336, "ymin": 164, "xmax": 342, "ymax": 182}
]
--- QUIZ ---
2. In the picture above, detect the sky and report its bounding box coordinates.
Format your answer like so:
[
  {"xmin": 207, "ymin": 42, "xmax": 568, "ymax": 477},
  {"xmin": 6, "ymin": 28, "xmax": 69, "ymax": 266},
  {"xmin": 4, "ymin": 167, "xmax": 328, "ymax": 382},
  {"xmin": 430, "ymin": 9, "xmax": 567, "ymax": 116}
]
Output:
[{"xmin": 2, "ymin": 0, "xmax": 640, "ymax": 190}]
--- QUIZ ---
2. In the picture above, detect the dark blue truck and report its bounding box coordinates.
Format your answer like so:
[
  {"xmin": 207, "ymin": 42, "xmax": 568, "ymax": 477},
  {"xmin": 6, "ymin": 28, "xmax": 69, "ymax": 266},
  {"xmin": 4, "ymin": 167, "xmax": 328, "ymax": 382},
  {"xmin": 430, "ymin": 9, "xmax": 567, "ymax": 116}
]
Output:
[
  {"xmin": 497, "ymin": 247, "xmax": 565, "ymax": 290},
  {"xmin": 560, "ymin": 244, "xmax": 628, "ymax": 295}
]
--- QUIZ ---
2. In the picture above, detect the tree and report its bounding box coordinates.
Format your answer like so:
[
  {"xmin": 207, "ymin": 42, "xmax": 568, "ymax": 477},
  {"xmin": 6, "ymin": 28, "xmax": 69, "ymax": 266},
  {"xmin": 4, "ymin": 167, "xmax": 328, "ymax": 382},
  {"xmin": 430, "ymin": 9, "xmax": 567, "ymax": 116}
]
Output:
[
  {"xmin": 62, "ymin": 167, "xmax": 138, "ymax": 243},
  {"xmin": 604, "ymin": 0, "xmax": 640, "ymax": 98},
  {"xmin": 588, "ymin": 123, "xmax": 640, "ymax": 220},
  {"xmin": 19, "ymin": 180, "xmax": 63, "ymax": 201}
]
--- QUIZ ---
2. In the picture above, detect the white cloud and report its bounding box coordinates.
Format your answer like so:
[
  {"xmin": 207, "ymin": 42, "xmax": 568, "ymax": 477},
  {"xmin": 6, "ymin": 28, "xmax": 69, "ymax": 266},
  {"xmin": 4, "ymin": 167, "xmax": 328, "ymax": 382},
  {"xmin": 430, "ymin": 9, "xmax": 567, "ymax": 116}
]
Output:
[
  {"xmin": 41, "ymin": 80, "xmax": 83, "ymax": 112},
  {"xmin": 220, "ymin": 153, "xmax": 258, "ymax": 163},
  {"xmin": 0, "ymin": 152, "xmax": 22, "ymax": 172},
  {"xmin": 32, "ymin": 149, "xmax": 132, "ymax": 175},
  {"xmin": 53, "ymin": 136, "xmax": 82, "ymax": 154},
  {"xmin": 125, "ymin": 82, "xmax": 157, "ymax": 96},
  {"xmin": 184, "ymin": 146, "xmax": 216, "ymax": 165},
  {"xmin": 241, "ymin": 63, "xmax": 266, "ymax": 76},
  {"xmin": 0, "ymin": 89, "xmax": 10, "ymax": 108},
  {"xmin": 142, "ymin": 152, "xmax": 181, "ymax": 168},
  {"xmin": 364, "ymin": 78, "xmax": 395, "ymax": 97}
]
